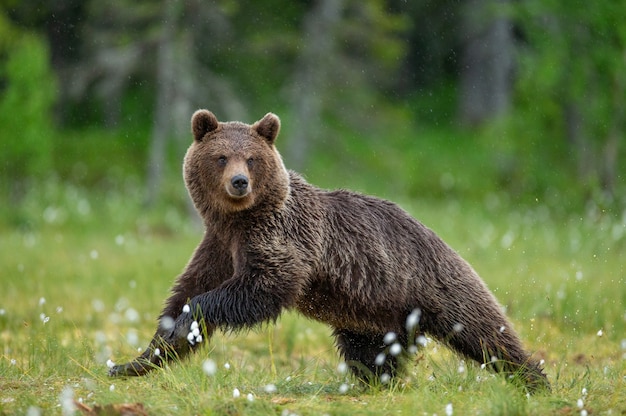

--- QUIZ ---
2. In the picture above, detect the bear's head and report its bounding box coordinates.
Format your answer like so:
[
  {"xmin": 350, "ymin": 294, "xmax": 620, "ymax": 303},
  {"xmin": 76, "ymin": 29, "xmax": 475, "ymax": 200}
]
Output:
[{"xmin": 184, "ymin": 110, "xmax": 290, "ymax": 217}]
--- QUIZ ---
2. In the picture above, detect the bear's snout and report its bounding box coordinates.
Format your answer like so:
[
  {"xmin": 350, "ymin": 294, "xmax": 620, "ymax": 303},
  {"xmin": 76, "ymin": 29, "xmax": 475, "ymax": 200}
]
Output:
[{"xmin": 228, "ymin": 174, "xmax": 250, "ymax": 197}]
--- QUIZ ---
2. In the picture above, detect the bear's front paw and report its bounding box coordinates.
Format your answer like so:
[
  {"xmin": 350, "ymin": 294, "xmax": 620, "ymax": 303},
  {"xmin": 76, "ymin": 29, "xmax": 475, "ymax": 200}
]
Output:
[{"xmin": 108, "ymin": 359, "xmax": 154, "ymax": 377}]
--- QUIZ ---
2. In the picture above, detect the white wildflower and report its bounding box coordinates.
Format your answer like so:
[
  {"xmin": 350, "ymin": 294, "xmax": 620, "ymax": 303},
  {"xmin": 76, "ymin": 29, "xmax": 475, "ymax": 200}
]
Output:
[
  {"xmin": 406, "ymin": 309, "xmax": 421, "ymax": 331},
  {"xmin": 577, "ymin": 398, "xmax": 584, "ymax": 409},
  {"xmin": 182, "ymin": 304, "xmax": 191, "ymax": 313},
  {"xmin": 106, "ymin": 359, "xmax": 115, "ymax": 369},
  {"xmin": 60, "ymin": 386, "xmax": 75, "ymax": 416},
  {"xmin": 383, "ymin": 332, "xmax": 396, "ymax": 345},
  {"xmin": 445, "ymin": 403, "xmax": 453, "ymax": 416},
  {"xmin": 264, "ymin": 384, "xmax": 277, "ymax": 393},
  {"xmin": 203, "ymin": 359, "xmax": 217, "ymax": 376},
  {"xmin": 596, "ymin": 329, "xmax": 603, "ymax": 337},
  {"xmin": 416, "ymin": 335, "xmax": 428, "ymax": 347},
  {"xmin": 379, "ymin": 373, "xmax": 390, "ymax": 384},
  {"xmin": 224, "ymin": 362, "xmax": 231, "ymax": 370},
  {"xmin": 232, "ymin": 388, "xmax": 241, "ymax": 398},
  {"xmin": 374, "ymin": 353, "xmax": 386, "ymax": 366},
  {"xmin": 160, "ymin": 316, "xmax": 175, "ymax": 331},
  {"xmin": 453, "ymin": 323, "xmax": 464, "ymax": 333},
  {"xmin": 389, "ymin": 343, "xmax": 402, "ymax": 356},
  {"xmin": 154, "ymin": 348, "xmax": 161, "ymax": 357},
  {"xmin": 337, "ymin": 362, "xmax": 347, "ymax": 374},
  {"xmin": 247, "ymin": 393, "xmax": 254, "ymax": 402},
  {"xmin": 338, "ymin": 383, "xmax": 349, "ymax": 394}
]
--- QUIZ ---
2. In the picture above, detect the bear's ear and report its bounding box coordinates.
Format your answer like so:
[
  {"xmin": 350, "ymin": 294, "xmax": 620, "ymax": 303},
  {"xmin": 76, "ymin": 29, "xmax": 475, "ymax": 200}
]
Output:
[
  {"xmin": 253, "ymin": 113, "xmax": 281, "ymax": 144},
  {"xmin": 191, "ymin": 110, "xmax": 219, "ymax": 141}
]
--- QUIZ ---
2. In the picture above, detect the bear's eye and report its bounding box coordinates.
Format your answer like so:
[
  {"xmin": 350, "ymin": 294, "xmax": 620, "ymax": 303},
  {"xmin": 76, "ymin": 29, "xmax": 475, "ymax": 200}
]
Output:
[
  {"xmin": 246, "ymin": 157, "xmax": 254, "ymax": 167},
  {"xmin": 217, "ymin": 156, "xmax": 227, "ymax": 166}
]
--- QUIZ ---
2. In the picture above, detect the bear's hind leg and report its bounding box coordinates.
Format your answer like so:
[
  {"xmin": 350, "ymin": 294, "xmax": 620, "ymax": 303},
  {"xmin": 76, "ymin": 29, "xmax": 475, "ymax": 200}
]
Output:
[{"xmin": 333, "ymin": 329, "xmax": 406, "ymax": 384}]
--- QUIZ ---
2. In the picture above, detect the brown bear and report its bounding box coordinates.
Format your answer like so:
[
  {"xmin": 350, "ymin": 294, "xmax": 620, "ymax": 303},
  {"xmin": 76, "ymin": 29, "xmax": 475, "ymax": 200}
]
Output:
[{"xmin": 108, "ymin": 110, "xmax": 549, "ymax": 392}]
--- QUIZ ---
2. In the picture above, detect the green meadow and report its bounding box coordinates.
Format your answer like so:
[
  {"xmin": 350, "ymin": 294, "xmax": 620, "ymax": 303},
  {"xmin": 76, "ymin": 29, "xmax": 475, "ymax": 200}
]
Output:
[{"xmin": 1, "ymin": 179, "xmax": 624, "ymax": 415}]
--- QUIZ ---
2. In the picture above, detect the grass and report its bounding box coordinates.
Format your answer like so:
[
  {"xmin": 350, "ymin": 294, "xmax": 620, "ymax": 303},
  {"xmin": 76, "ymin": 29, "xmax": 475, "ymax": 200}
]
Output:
[{"xmin": 1, "ymin": 183, "xmax": 625, "ymax": 415}]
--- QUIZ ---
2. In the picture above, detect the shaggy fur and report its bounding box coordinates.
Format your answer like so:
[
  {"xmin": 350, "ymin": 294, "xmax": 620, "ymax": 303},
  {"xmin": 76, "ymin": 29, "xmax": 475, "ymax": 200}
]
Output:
[{"xmin": 109, "ymin": 110, "xmax": 549, "ymax": 392}]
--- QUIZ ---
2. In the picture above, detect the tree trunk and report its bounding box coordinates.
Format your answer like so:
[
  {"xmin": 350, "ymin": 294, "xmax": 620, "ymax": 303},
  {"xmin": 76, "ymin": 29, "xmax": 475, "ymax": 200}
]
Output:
[
  {"xmin": 286, "ymin": 0, "xmax": 344, "ymax": 170},
  {"xmin": 458, "ymin": 0, "xmax": 514, "ymax": 126},
  {"xmin": 144, "ymin": 0, "xmax": 178, "ymax": 207}
]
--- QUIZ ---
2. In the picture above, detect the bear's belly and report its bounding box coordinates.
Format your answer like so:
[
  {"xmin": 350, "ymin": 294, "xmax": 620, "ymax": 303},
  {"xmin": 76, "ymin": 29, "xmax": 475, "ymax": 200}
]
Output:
[{"xmin": 295, "ymin": 279, "xmax": 404, "ymax": 334}]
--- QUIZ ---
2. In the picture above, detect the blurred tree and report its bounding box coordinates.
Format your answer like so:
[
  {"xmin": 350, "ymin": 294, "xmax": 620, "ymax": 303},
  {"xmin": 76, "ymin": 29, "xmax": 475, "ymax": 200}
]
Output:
[
  {"xmin": 69, "ymin": 0, "xmax": 247, "ymax": 205},
  {"xmin": 0, "ymin": 14, "xmax": 57, "ymax": 202},
  {"xmin": 285, "ymin": 0, "xmax": 409, "ymax": 170},
  {"xmin": 512, "ymin": 0, "xmax": 626, "ymax": 198},
  {"xmin": 458, "ymin": 0, "xmax": 514, "ymax": 126}
]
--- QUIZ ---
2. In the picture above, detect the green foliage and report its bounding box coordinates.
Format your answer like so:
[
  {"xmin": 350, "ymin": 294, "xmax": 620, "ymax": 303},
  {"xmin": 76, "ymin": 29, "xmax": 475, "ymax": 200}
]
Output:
[
  {"xmin": 0, "ymin": 17, "xmax": 57, "ymax": 200},
  {"xmin": 498, "ymin": 0, "xmax": 626, "ymax": 198}
]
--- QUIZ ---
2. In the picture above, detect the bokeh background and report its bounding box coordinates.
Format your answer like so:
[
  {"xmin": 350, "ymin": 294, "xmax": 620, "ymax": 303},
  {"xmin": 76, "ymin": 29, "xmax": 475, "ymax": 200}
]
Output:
[{"xmin": 1, "ymin": 0, "xmax": 625, "ymax": 225}]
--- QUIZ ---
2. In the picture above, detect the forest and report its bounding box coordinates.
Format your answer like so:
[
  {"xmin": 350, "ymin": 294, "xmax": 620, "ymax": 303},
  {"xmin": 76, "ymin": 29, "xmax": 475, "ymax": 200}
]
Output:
[
  {"xmin": 1, "ymin": 1, "xmax": 625, "ymax": 415},
  {"xmin": 1, "ymin": 0, "xmax": 624, "ymax": 216}
]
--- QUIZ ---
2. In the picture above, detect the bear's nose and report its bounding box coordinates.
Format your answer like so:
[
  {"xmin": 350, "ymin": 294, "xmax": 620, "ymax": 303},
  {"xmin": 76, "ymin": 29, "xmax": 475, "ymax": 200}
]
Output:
[{"xmin": 231, "ymin": 174, "xmax": 249, "ymax": 191}]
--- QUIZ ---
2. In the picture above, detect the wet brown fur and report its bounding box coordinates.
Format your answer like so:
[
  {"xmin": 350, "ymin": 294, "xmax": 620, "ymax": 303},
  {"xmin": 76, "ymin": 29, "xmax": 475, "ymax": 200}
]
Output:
[{"xmin": 109, "ymin": 110, "xmax": 549, "ymax": 392}]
